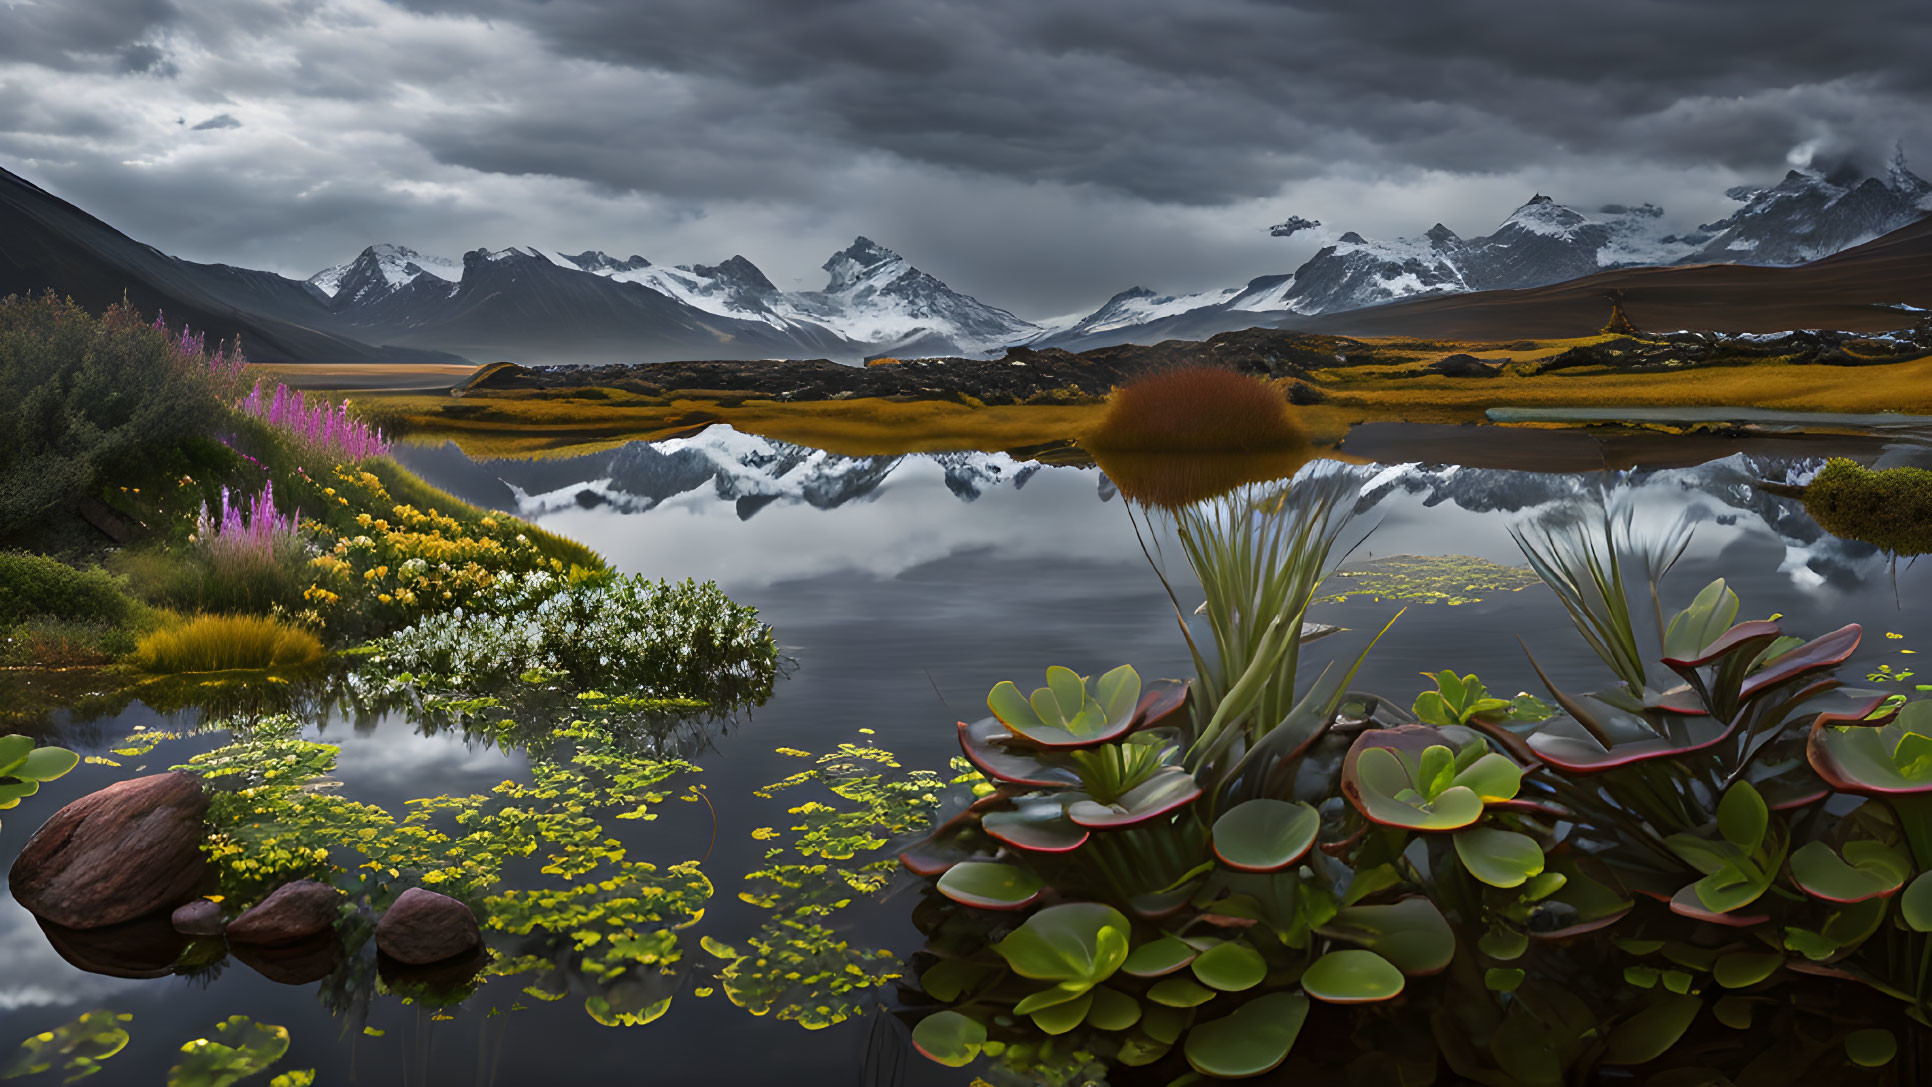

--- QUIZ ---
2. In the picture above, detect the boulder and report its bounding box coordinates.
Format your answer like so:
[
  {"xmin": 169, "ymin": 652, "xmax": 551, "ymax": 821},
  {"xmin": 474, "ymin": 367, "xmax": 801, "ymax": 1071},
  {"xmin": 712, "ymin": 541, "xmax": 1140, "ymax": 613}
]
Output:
[
  {"xmin": 375, "ymin": 887, "xmax": 482, "ymax": 965},
  {"xmin": 171, "ymin": 899, "xmax": 226, "ymax": 937},
  {"xmin": 8, "ymin": 772, "xmax": 209, "ymax": 929},
  {"xmin": 225, "ymin": 880, "xmax": 343, "ymax": 946},
  {"xmin": 233, "ymin": 932, "xmax": 340, "ymax": 985},
  {"xmin": 36, "ymin": 913, "xmax": 189, "ymax": 980}
]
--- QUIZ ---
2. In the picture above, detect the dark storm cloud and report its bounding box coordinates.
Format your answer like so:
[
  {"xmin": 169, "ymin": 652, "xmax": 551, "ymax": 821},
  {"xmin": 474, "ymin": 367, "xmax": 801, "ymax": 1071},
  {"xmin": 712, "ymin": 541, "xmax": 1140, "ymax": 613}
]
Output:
[
  {"xmin": 392, "ymin": 0, "xmax": 1932, "ymax": 202},
  {"xmin": 1, "ymin": 0, "xmax": 1929, "ymax": 315},
  {"xmin": 0, "ymin": 0, "xmax": 179, "ymax": 70}
]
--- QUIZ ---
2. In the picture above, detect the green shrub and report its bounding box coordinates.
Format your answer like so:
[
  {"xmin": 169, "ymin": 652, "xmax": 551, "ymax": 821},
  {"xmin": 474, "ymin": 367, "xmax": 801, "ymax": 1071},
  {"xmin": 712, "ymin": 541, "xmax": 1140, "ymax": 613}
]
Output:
[
  {"xmin": 132, "ymin": 613, "xmax": 324, "ymax": 674},
  {"xmin": 1803, "ymin": 458, "xmax": 1932, "ymax": 556},
  {"xmin": 0, "ymin": 294, "xmax": 226, "ymax": 538},
  {"xmin": 0, "ymin": 552, "xmax": 136, "ymax": 626}
]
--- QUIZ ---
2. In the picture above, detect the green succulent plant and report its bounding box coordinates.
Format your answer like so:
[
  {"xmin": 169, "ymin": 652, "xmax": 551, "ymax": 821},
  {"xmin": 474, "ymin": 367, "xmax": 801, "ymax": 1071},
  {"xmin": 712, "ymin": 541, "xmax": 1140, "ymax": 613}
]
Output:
[{"xmin": 0, "ymin": 734, "xmax": 80, "ymax": 834}]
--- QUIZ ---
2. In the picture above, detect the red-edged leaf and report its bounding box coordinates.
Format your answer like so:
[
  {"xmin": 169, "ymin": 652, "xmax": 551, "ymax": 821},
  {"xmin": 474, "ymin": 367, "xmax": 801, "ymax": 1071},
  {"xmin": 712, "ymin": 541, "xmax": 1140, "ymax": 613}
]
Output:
[
  {"xmin": 957, "ymin": 718, "xmax": 1082, "ymax": 788},
  {"xmin": 1738, "ymin": 624, "xmax": 1861, "ymax": 701},
  {"xmin": 1661, "ymin": 620, "xmax": 1782, "ymax": 670},
  {"xmin": 1131, "ymin": 681, "xmax": 1191, "ymax": 733}
]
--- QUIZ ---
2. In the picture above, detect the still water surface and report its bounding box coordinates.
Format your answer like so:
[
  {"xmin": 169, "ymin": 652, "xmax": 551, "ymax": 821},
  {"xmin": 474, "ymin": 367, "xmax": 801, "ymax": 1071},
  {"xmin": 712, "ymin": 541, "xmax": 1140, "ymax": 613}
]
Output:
[{"xmin": 6, "ymin": 427, "xmax": 1932, "ymax": 1084}]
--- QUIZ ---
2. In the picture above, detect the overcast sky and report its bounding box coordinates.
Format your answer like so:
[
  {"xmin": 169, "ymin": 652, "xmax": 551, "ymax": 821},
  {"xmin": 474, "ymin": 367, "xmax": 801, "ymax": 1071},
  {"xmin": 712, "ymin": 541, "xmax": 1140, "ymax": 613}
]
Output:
[{"xmin": 2, "ymin": 0, "xmax": 1928, "ymax": 320}]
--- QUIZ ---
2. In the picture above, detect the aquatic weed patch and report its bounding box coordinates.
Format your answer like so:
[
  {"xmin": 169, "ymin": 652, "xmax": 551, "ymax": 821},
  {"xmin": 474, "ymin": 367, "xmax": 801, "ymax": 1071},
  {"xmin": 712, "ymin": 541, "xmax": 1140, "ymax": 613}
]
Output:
[
  {"xmin": 700, "ymin": 738, "xmax": 970, "ymax": 1030},
  {"xmin": 1313, "ymin": 553, "xmax": 1544, "ymax": 606}
]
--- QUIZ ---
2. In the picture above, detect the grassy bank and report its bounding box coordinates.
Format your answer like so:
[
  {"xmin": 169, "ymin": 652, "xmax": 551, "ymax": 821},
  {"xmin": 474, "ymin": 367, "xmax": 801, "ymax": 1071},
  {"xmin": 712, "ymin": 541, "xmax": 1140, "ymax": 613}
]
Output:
[{"xmin": 0, "ymin": 294, "xmax": 764, "ymax": 690}]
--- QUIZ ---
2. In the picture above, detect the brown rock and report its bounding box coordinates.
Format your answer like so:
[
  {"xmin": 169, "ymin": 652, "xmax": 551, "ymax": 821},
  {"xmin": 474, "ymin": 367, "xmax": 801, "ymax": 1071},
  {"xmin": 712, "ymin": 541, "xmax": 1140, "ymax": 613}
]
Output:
[
  {"xmin": 225, "ymin": 880, "xmax": 343, "ymax": 946},
  {"xmin": 36, "ymin": 913, "xmax": 189, "ymax": 980},
  {"xmin": 233, "ymin": 932, "xmax": 340, "ymax": 985},
  {"xmin": 8, "ymin": 772, "xmax": 209, "ymax": 929},
  {"xmin": 171, "ymin": 899, "xmax": 226, "ymax": 936},
  {"xmin": 374, "ymin": 887, "xmax": 482, "ymax": 965}
]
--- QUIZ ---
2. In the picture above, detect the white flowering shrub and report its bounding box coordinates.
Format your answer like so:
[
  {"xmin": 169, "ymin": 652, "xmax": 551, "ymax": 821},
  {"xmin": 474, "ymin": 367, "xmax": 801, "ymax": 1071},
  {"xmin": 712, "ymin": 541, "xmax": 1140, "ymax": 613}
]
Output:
[{"xmin": 367, "ymin": 571, "xmax": 776, "ymax": 706}]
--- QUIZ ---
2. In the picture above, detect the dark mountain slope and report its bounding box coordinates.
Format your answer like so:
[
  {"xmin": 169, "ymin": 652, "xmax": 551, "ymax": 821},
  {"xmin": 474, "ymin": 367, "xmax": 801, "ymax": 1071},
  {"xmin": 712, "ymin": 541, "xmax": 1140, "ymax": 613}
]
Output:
[{"xmin": 0, "ymin": 166, "xmax": 460, "ymax": 365}]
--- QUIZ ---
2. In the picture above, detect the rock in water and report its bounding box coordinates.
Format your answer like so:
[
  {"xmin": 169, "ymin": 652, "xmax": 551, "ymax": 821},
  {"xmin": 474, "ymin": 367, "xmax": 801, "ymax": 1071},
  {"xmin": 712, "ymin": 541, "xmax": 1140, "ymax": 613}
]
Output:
[
  {"xmin": 226, "ymin": 880, "xmax": 344, "ymax": 945},
  {"xmin": 8, "ymin": 772, "xmax": 209, "ymax": 929},
  {"xmin": 375, "ymin": 887, "xmax": 482, "ymax": 965},
  {"xmin": 171, "ymin": 899, "xmax": 226, "ymax": 936}
]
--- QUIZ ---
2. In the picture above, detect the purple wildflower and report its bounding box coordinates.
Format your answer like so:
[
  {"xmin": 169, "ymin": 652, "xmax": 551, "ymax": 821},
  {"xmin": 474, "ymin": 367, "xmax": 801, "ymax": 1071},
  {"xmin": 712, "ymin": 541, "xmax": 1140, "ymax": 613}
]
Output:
[{"xmin": 235, "ymin": 378, "xmax": 391, "ymax": 463}]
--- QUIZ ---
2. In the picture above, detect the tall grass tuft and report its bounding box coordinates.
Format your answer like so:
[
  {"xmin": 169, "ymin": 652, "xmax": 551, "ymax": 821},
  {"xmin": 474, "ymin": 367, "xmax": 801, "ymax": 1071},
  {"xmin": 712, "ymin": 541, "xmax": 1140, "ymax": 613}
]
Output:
[
  {"xmin": 237, "ymin": 379, "xmax": 390, "ymax": 463},
  {"xmin": 133, "ymin": 613, "xmax": 324, "ymax": 673},
  {"xmin": 1087, "ymin": 366, "xmax": 1304, "ymax": 453},
  {"xmin": 1132, "ymin": 469, "xmax": 1394, "ymax": 807}
]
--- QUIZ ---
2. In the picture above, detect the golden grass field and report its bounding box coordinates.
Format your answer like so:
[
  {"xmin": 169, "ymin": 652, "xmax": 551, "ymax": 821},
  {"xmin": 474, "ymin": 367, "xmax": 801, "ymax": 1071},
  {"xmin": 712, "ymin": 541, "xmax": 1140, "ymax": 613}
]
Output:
[{"xmin": 320, "ymin": 333, "xmax": 1932, "ymax": 460}]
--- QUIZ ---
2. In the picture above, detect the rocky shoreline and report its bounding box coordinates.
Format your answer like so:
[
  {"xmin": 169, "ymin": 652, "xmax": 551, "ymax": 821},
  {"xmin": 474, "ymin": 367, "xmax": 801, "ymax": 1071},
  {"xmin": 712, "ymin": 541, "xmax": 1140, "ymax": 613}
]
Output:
[{"xmin": 457, "ymin": 323, "xmax": 1932, "ymax": 406}]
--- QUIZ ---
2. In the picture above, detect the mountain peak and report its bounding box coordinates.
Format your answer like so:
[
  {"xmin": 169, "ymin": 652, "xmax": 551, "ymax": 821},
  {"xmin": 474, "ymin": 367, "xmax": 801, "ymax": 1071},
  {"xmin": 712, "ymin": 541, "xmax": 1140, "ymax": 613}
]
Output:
[
  {"xmin": 690, "ymin": 255, "xmax": 778, "ymax": 296},
  {"xmin": 309, "ymin": 243, "xmax": 458, "ymax": 300},
  {"xmin": 822, "ymin": 237, "xmax": 904, "ymax": 293},
  {"xmin": 562, "ymin": 250, "xmax": 651, "ymax": 274}
]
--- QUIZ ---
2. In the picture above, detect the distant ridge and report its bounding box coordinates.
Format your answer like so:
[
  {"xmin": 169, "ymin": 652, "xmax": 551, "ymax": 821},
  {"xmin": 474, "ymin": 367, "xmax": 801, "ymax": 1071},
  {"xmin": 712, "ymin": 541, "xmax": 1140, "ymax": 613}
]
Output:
[{"xmin": 0, "ymin": 165, "xmax": 464, "ymax": 365}]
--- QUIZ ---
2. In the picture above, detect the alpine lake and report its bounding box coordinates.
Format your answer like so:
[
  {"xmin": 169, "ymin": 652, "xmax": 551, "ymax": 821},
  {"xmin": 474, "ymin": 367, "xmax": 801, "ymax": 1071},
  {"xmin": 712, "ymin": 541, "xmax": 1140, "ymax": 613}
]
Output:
[{"xmin": 8, "ymin": 418, "xmax": 1932, "ymax": 1087}]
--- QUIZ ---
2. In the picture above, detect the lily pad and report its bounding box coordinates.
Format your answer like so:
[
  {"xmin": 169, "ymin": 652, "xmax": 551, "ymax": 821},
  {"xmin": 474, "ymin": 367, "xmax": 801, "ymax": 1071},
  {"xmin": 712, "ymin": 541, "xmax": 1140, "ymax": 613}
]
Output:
[
  {"xmin": 1846, "ymin": 1028, "xmax": 1897, "ymax": 1068},
  {"xmin": 936, "ymin": 862, "xmax": 1044, "ymax": 911},
  {"xmin": 1121, "ymin": 935, "xmax": 1197, "ymax": 978},
  {"xmin": 1454, "ymin": 827, "xmax": 1546, "ymax": 889},
  {"xmin": 1301, "ymin": 949, "xmax": 1405, "ymax": 1004},
  {"xmin": 1712, "ymin": 951, "xmax": 1782, "ymax": 989},
  {"xmin": 1902, "ymin": 870, "xmax": 1932, "ymax": 932},
  {"xmin": 1211, "ymin": 799, "xmax": 1319, "ymax": 872},
  {"xmin": 911, "ymin": 1011, "xmax": 986, "ymax": 1067},
  {"xmin": 1066, "ymin": 770, "xmax": 1202, "ymax": 829},
  {"xmin": 1320, "ymin": 897, "xmax": 1455, "ymax": 976},
  {"xmin": 1788, "ymin": 839, "xmax": 1908, "ymax": 903},
  {"xmin": 994, "ymin": 903, "xmax": 1131, "ymax": 990},
  {"xmin": 1190, "ymin": 941, "xmax": 1266, "ymax": 992},
  {"xmin": 955, "ymin": 718, "xmax": 1082, "ymax": 788},
  {"xmin": 982, "ymin": 801, "xmax": 1089, "ymax": 853},
  {"xmin": 1085, "ymin": 986, "xmax": 1142, "ymax": 1031},
  {"xmin": 1603, "ymin": 993, "xmax": 1700, "ymax": 1065},
  {"xmin": 1183, "ymin": 992, "xmax": 1310, "ymax": 1079},
  {"xmin": 1148, "ymin": 976, "xmax": 1218, "ymax": 1007}
]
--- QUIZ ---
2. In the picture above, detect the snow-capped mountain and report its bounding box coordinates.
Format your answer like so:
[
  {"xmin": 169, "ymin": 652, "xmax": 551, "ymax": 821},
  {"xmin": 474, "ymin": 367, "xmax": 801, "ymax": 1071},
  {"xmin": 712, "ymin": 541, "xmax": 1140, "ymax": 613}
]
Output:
[
  {"xmin": 306, "ymin": 236, "xmax": 1037, "ymax": 362},
  {"xmin": 1036, "ymin": 155, "xmax": 1932, "ymax": 352},
  {"xmin": 1676, "ymin": 148, "xmax": 1932, "ymax": 265},
  {"xmin": 308, "ymin": 244, "xmax": 462, "ymax": 307},
  {"xmin": 389, "ymin": 426, "xmax": 1041, "ymax": 521}
]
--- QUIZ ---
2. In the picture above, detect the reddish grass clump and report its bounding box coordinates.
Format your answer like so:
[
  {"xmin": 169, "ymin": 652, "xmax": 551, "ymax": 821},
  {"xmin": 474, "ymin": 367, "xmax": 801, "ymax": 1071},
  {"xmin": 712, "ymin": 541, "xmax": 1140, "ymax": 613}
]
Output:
[{"xmin": 1086, "ymin": 366, "xmax": 1303, "ymax": 453}]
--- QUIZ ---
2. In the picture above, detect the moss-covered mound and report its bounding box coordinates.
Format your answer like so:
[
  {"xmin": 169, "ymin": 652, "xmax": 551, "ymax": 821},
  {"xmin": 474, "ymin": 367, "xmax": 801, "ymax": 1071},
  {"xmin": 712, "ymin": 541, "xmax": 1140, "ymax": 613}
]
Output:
[{"xmin": 1803, "ymin": 458, "xmax": 1932, "ymax": 556}]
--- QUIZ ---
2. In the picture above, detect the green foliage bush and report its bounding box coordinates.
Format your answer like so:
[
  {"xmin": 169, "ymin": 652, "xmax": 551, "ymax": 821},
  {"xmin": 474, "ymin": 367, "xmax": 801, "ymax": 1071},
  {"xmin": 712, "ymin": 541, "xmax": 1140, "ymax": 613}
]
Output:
[
  {"xmin": 1804, "ymin": 457, "xmax": 1932, "ymax": 556},
  {"xmin": 0, "ymin": 294, "xmax": 223, "ymax": 538},
  {"xmin": 0, "ymin": 551, "xmax": 136, "ymax": 626}
]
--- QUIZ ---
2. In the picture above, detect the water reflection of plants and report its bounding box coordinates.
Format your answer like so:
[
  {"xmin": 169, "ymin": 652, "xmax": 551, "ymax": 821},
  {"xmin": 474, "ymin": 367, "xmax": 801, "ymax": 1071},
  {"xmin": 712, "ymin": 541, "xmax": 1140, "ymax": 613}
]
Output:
[
  {"xmin": 1, "ymin": 1009, "xmax": 314, "ymax": 1086},
  {"xmin": 898, "ymin": 478, "xmax": 1932, "ymax": 1083}
]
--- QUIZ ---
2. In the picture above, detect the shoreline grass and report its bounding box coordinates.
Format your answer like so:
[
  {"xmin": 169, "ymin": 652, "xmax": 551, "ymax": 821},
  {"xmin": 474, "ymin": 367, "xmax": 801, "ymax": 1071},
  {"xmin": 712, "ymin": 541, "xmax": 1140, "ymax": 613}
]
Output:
[{"xmin": 332, "ymin": 332, "xmax": 1932, "ymax": 461}]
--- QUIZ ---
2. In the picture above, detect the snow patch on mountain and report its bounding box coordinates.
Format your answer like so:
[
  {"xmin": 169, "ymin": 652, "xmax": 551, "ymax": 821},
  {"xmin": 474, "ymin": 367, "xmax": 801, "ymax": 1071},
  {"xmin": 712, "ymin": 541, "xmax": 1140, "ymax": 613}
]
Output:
[
  {"xmin": 504, "ymin": 425, "xmax": 1035, "ymax": 520},
  {"xmin": 308, "ymin": 244, "xmax": 461, "ymax": 302}
]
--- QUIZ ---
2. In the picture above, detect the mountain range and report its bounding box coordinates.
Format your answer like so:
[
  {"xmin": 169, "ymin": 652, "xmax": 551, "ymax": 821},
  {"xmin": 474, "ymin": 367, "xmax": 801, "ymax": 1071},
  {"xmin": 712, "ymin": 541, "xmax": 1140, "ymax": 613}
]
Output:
[
  {"xmin": 2, "ymin": 151, "xmax": 1927, "ymax": 366},
  {"xmin": 1034, "ymin": 149, "xmax": 1932, "ymax": 351}
]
